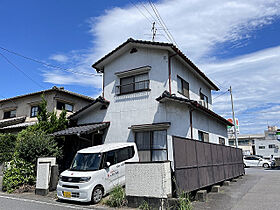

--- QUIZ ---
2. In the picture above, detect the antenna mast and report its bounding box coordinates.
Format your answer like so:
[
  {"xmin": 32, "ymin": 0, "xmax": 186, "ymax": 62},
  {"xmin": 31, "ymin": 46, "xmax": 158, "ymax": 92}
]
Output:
[{"xmin": 151, "ymin": 22, "xmax": 157, "ymax": 41}]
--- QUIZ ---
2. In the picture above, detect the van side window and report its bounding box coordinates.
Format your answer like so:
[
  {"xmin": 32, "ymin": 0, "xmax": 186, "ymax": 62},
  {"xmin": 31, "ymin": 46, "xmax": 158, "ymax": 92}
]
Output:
[
  {"xmin": 105, "ymin": 150, "xmax": 116, "ymax": 166},
  {"xmin": 116, "ymin": 146, "xmax": 135, "ymax": 163}
]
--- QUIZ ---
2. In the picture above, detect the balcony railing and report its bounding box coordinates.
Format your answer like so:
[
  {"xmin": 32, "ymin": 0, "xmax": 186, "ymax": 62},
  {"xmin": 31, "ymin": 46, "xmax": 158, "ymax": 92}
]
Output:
[{"xmin": 116, "ymin": 80, "xmax": 150, "ymax": 95}]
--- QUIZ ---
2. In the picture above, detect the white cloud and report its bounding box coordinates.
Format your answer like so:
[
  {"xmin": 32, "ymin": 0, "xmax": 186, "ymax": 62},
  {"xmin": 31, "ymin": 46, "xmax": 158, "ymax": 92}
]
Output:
[
  {"xmin": 49, "ymin": 54, "xmax": 69, "ymax": 63},
  {"xmin": 206, "ymin": 46, "xmax": 280, "ymax": 133},
  {"xmin": 43, "ymin": 0, "xmax": 280, "ymax": 133}
]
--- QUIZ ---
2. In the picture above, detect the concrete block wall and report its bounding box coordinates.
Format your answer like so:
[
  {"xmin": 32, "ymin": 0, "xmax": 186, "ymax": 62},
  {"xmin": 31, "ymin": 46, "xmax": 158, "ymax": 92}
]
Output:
[{"xmin": 125, "ymin": 161, "xmax": 172, "ymax": 198}]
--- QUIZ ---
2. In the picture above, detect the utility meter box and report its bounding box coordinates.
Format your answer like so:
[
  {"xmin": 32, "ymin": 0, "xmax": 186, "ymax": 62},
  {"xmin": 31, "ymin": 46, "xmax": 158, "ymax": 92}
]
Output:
[{"xmin": 35, "ymin": 157, "xmax": 56, "ymax": 196}]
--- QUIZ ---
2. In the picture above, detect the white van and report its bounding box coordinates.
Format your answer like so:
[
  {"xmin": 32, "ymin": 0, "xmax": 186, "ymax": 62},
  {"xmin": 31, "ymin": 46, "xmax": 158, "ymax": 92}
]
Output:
[{"xmin": 57, "ymin": 142, "xmax": 139, "ymax": 203}]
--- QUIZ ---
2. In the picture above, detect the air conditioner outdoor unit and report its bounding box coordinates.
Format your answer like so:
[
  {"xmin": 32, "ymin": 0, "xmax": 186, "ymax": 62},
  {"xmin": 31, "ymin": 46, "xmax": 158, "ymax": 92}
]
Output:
[{"xmin": 199, "ymin": 100, "xmax": 207, "ymax": 108}]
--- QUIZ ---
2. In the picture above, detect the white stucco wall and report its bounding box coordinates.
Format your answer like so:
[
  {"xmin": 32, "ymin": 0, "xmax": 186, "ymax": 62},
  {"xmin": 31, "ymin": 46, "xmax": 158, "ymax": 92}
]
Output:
[
  {"xmin": 76, "ymin": 46, "xmax": 228, "ymax": 164},
  {"xmin": 170, "ymin": 57, "xmax": 213, "ymax": 109}
]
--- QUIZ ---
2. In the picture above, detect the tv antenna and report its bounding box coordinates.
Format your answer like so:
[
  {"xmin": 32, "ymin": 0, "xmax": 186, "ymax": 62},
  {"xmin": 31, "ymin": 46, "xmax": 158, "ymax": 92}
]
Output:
[{"xmin": 151, "ymin": 22, "xmax": 157, "ymax": 41}]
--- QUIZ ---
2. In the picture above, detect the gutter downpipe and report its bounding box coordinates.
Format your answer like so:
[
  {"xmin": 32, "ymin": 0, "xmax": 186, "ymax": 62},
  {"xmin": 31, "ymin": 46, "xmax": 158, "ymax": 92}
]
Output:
[
  {"xmin": 190, "ymin": 109, "xmax": 193, "ymax": 139},
  {"xmin": 168, "ymin": 53, "xmax": 177, "ymax": 94}
]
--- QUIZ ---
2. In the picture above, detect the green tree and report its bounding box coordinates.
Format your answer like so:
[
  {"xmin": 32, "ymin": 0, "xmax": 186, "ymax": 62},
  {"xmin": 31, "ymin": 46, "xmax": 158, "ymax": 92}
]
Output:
[{"xmin": 0, "ymin": 134, "xmax": 17, "ymax": 163}]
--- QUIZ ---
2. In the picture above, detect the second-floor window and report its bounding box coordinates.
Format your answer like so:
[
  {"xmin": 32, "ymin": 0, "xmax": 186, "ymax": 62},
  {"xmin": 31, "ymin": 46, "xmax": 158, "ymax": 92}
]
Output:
[
  {"xmin": 117, "ymin": 73, "xmax": 149, "ymax": 95},
  {"xmin": 200, "ymin": 91, "xmax": 208, "ymax": 108},
  {"xmin": 30, "ymin": 106, "xmax": 39, "ymax": 117},
  {"xmin": 3, "ymin": 110, "xmax": 16, "ymax": 119},
  {"xmin": 177, "ymin": 76, "xmax": 189, "ymax": 98},
  {"xmin": 57, "ymin": 101, "xmax": 73, "ymax": 112}
]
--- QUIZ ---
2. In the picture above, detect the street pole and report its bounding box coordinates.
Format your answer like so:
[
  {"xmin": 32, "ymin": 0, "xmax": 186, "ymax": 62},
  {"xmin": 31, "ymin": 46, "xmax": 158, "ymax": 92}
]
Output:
[{"xmin": 229, "ymin": 86, "xmax": 238, "ymax": 148}]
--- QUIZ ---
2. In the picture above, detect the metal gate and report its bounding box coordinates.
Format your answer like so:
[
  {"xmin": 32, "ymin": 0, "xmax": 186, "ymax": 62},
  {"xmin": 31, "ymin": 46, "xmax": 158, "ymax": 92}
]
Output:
[{"xmin": 173, "ymin": 136, "xmax": 244, "ymax": 192}]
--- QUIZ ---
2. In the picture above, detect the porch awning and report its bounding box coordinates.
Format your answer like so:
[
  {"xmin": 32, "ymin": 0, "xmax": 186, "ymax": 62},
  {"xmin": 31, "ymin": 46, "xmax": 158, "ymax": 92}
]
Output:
[
  {"xmin": 52, "ymin": 122, "xmax": 110, "ymax": 137},
  {"xmin": 128, "ymin": 122, "xmax": 170, "ymax": 131},
  {"xmin": 0, "ymin": 116, "xmax": 26, "ymax": 128}
]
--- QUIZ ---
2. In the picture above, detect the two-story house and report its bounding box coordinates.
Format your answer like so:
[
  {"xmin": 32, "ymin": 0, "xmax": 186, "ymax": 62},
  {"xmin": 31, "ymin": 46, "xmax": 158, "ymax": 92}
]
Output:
[
  {"xmin": 53, "ymin": 38, "xmax": 233, "ymax": 165},
  {"xmin": 0, "ymin": 86, "xmax": 94, "ymax": 133}
]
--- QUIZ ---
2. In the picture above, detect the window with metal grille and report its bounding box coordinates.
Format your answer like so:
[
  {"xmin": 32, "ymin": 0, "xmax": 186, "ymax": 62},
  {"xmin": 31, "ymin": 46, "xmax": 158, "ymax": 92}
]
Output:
[{"xmin": 116, "ymin": 73, "xmax": 149, "ymax": 95}]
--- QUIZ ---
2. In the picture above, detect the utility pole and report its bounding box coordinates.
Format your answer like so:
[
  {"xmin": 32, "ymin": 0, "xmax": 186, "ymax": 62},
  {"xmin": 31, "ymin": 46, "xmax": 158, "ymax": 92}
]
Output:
[
  {"xmin": 151, "ymin": 22, "xmax": 157, "ymax": 42},
  {"xmin": 229, "ymin": 86, "xmax": 238, "ymax": 148}
]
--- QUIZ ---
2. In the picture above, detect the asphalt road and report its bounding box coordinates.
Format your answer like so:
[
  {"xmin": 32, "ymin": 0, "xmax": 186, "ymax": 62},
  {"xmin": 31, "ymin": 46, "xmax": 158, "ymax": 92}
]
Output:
[
  {"xmin": 0, "ymin": 192, "xmax": 111, "ymax": 210},
  {"xmin": 193, "ymin": 167, "xmax": 280, "ymax": 210}
]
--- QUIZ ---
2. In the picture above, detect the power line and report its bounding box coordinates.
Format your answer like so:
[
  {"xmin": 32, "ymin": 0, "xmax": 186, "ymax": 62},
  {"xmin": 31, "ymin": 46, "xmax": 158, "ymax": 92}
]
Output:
[
  {"xmin": 0, "ymin": 46, "xmax": 101, "ymax": 77},
  {"xmin": 0, "ymin": 52, "xmax": 45, "ymax": 89},
  {"xmin": 129, "ymin": 0, "xmax": 170, "ymax": 42},
  {"xmin": 149, "ymin": 0, "xmax": 178, "ymax": 46},
  {"xmin": 212, "ymin": 90, "xmax": 229, "ymax": 101}
]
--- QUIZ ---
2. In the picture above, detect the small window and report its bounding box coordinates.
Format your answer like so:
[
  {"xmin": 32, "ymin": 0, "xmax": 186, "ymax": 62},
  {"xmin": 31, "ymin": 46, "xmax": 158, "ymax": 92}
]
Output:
[
  {"xmin": 229, "ymin": 141, "xmax": 234, "ymax": 146},
  {"xmin": 177, "ymin": 76, "xmax": 189, "ymax": 98},
  {"xmin": 198, "ymin": 130, "xmax": 209, "ymax": 142},
  {"xmin": 3, "ymin": 110, "xmax": 16, "ymax": 119},
  {"xmin": 269, "ymin": 144, "xmax": 276, "ymax": 149},
  {"xmin": 219, "ymin": 137, "xmax": 225, "ymax": 145},
  {"xmin": 259, "ymin": 146, "xmax": 265, "ymax": 149},
  {"xmin": 200, "ymin": 91, "xmax": 208, "ymax": 108},
  {"xmin": 30, "ymin": 106, "xmax": 39, "ymax": 117},
  {"xmin": 57, "ymin": 101, "xmax": 73, "ymax": 112},
  {"xmin": 118, "ymin": 73, "xmax": 149, "ymax": 95}
]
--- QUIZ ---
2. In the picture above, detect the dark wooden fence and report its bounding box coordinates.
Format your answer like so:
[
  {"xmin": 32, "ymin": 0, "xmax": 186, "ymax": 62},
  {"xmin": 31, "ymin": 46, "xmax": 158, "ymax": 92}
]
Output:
[{"xmin": 173, "ymin": 136, "xmax": 245, "ymax": 192}]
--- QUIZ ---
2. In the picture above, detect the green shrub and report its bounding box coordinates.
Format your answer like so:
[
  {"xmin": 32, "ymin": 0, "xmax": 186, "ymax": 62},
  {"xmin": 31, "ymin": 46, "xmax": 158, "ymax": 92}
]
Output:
[
  {"xmin": 0, "ymin": 133, "xmax": 17, "ymax": 163},
  {"xmin": 176, "ymin": 192, "xmax": 192, "ymax": 210},
  {"xmin": 2, "ymin": 158, "xmax": 36, "ymax": 193},
  {"xmin": 139, "ymin": 200, "xmax": 152, "ymax": 210},
  {"xmin": 16, "ymin": 129, "xmax": 62, "ymax": 165},
  {"xmin": 104, "ymin": 185, "xmax": 127, "ymax": 208}
]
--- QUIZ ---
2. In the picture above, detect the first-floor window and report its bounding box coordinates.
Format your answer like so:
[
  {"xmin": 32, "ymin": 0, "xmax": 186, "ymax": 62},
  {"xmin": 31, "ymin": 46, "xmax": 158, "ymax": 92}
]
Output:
[
  {"xmin": 259, "ymin": 146, "xmax": 265, "ymax": 149},
  {"xmin": 135, "ymin": 130, "xmax": 167, "ymax": 162},
  {"xmin": 198, "ymin": 130, "xmax": 209, "ymax": 142},
  {"xmin": 219, "ymin": 137, "xmax": 225, "ymax": 145}
]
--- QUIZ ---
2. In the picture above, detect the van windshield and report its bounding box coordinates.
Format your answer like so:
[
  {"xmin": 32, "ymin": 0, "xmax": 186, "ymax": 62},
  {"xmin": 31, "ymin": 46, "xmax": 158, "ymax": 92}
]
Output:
[{"xmin": 70, "ymin": 153, "xmax": 102, "ymax": 171}]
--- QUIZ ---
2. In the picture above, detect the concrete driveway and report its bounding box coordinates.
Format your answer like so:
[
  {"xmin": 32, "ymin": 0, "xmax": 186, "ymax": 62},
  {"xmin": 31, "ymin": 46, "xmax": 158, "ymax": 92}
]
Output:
[{"xmin": 193, "ymin": 167, "xmax": 280, "ymax": 210}]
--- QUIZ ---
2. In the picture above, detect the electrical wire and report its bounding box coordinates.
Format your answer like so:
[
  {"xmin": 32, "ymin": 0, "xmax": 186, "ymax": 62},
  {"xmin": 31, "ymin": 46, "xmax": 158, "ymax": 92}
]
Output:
[
  {"xmin": 0, "ymin": 46, "xmax": 101, "ymax": 77},
  {"xmin": 212, "ymin": 90, "xmax": 229, "ymax": 101},
  {"xmin": 0, "ymin": 52, "xmax": 45, "ymax": 89},
  {"xmin": 149, "ymin": 0, "xmax": 178, "ymax": 46}
]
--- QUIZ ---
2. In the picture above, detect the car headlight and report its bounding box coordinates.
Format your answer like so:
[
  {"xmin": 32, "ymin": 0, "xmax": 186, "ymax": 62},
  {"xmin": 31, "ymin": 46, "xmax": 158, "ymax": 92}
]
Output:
[{"xmin": 80, "ymin": 177, "xmax": 91, "ymax": 182}]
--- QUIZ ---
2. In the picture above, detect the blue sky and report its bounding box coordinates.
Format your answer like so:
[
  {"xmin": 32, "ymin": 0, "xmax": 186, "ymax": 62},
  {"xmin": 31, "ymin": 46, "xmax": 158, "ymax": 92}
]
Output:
[{"xmin": 1, "ymin": 0, "xmax": 280, "ymax": 134}]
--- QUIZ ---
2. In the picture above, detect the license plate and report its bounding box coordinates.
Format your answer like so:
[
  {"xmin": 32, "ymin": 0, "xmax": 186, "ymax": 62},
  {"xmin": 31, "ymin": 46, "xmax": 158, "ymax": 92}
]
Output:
[{"xmin": 63, "ymin": 191, "xmax": 71, "ymax": 198}]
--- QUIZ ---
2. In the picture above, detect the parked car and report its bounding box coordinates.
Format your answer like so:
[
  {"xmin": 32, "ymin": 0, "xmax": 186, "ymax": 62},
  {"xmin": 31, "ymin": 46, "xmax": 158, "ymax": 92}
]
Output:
[
  {"xmin": 243, "ymin": 155, "xmax": 271, "ymax": 168},
  {"xmin": 57, "ymin": 142, "xmax": 139, "ymax": 203}
]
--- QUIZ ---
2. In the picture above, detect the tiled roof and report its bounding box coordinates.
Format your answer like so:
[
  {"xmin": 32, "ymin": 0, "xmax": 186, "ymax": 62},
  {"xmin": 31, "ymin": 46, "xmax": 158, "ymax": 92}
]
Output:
[
  {"xmin": 52, "ymin": 122, "xmax": 110, "ymax": 136},
  {"xmin": 92, "ymin": 38, "xmax": 219, "ymax": 91},
  {"xmin": 68, "ymin": 96, "xmax": 110, "ymax": 119},
  {"xmin": 0, "ymin": 116, "xmax": 26, "ymax": 128},
  {"xmin": 0, "ymin": 86, "xmax": 94, "ymax": 103},
  {"xmin": 0, "ymin": 121, "xmax": 36, "ymax": 130},
  {"xmin": 156, "ymin": 91, "xmax": 233, "ymax": 126}
]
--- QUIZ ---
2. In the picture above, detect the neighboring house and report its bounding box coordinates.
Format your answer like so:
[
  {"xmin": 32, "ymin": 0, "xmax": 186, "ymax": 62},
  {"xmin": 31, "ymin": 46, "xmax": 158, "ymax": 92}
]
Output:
[
  {"xmin": 229, "ymin": 134, "xmax": 264, "ymax": 155},
  {"xmin": 229, "ymin": 126, "xmax": 280, "ymax": 158},
  {"xmin": 53, "ymin": 38, "xmax": 233, "ymax": 167},
  {"xmin": 0, "ymin": 86, "xmax": 94, "ymax": 133}
]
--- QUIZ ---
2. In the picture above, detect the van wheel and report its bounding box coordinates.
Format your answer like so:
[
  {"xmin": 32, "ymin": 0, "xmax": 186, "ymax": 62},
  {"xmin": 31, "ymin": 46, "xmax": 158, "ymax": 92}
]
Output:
[
  {"xmin": 263, "ymin": 163, "xmax": 269, "ymax": 168},
  {"xmin": 91, "ymin": 186, "xmax": 103, "ymax": 204}
]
